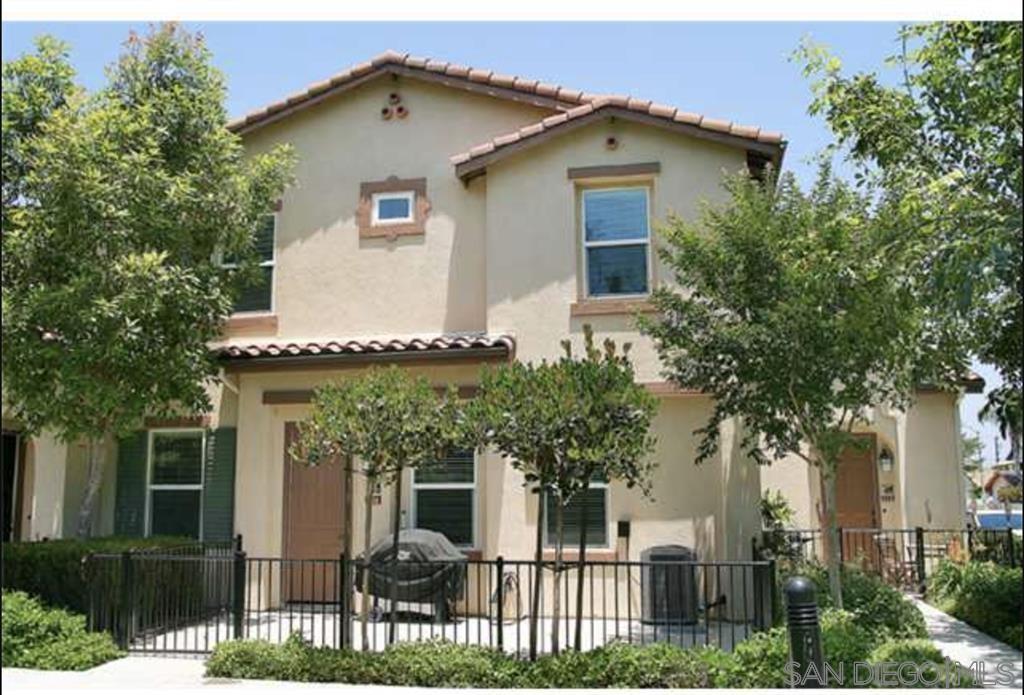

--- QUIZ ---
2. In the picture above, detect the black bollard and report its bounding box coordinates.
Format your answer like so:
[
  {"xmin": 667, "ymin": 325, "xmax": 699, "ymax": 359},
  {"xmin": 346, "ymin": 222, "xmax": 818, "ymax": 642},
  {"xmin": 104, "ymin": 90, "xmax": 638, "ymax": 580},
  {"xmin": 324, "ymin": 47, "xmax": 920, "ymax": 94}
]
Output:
[{"xmin": 785, "ymin": 576, "xmax": 824, "ymax": 688}]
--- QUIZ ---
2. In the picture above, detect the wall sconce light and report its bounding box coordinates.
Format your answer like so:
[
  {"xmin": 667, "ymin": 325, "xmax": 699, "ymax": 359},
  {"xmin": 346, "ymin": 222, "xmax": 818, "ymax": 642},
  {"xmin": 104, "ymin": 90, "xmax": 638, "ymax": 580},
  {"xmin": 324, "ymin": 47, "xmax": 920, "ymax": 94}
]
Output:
[{"xmin": 878, "ymin": 447, "xmax": 894, "ymax": 473}]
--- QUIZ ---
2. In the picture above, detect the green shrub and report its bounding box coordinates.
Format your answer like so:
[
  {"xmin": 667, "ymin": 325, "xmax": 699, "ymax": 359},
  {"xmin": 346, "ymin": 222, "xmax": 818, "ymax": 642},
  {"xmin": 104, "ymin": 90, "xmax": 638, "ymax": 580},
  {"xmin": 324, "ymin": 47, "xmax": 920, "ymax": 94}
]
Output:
[
  {"xmin": 374, "ymin": 640, "xmax": 523, "ymax": 688},
  {"xmin": 727, "ymin": 626, "xmax": 789, "ymax": 688},
  {"xmin": 2, "ymin": 536, "xmax": 195, "ymax": 613},
  {"xmin": 789, "ymin": 562, "xmax": 927, "ymax": 641},
  {"xmin": 2, "ymin": 590, "xmax": 121, "ymax": 670},
  {"xmin": 527, "ymin": 642, "xmax": 713, "ymax": 688},
  {"xmin": 929, "ymin": 560, "xmax": 1022, "ymax": 649},
  {"xmin": 209, "ymin": 638, "xmax": 716, "ymax": 688}
]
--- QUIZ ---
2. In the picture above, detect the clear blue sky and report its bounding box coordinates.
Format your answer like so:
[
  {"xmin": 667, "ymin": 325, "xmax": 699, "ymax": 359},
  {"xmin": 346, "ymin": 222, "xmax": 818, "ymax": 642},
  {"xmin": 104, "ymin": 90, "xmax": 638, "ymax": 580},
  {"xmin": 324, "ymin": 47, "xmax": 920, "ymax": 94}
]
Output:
[{"xmin": 0, "ymin": 21, "xmax": 1006, "ymax": 462}]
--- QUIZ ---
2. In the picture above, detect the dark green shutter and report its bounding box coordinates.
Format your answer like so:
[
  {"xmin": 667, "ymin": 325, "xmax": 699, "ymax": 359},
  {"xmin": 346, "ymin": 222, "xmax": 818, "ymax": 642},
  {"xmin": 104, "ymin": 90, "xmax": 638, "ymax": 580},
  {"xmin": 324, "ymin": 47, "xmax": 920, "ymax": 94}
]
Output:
[
  {"xmin": 114, "ymin": 431, "xmax": 148, "ymax": 536},
  {"xmin": 202, "ymin": 427, "xmax": 237, "ymax": 542},
  {"xmin": 546, "ymin": 487, "xmax": 608, "ymax": 547}
]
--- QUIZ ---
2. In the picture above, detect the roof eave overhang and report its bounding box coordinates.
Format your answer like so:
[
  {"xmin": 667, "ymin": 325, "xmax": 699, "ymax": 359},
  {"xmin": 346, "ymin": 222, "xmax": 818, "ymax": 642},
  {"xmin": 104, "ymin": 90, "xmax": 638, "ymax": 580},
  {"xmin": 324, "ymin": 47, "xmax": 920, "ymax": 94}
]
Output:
[
  {"xmin": 228, "ymin": 65, "xmax": 577, "ymax": 137},
  {"xmin": 218, "ymin": 344, "xmax": 513, "ymax": 373},
  {"xmin": 455, "ymin": 106, "xmax": 786, "ymax": 183}
]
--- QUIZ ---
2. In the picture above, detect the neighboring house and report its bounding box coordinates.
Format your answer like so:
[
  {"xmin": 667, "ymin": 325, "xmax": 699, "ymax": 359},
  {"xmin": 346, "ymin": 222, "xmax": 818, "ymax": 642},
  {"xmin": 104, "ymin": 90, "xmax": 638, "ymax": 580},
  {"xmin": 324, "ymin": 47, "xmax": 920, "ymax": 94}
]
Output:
[
  {"xmin": 982, "ymin": 469, "xmax": 1023, "ymax": 505},
  {"xmin": 1, "ymin": 51, "xmax": 983, "ymax": 563}
]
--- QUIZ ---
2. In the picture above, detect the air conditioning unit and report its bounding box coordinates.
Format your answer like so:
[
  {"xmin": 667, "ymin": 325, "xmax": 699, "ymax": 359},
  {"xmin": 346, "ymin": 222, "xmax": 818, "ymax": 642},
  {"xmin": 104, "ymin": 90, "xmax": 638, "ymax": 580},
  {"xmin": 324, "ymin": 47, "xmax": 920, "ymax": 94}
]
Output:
[{"xmin": 640, "ymin": 545, "xmax": 698, "ymax": 625}]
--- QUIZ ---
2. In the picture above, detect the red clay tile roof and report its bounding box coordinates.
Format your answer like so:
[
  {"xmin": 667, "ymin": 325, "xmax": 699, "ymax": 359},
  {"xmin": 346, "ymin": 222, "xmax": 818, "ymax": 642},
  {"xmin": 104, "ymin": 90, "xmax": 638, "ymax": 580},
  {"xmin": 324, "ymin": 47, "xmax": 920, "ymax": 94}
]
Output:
[
  {"xmin": 226, "ymin": 50, "xmax": 784, "ymax": 158},
  {"xmin": 450, "ymin": 97, "xmax": 784, "ymax": 179},
  {"xmin": 217, "ymin": 334, "xmax": 515, "ymax": 362}
]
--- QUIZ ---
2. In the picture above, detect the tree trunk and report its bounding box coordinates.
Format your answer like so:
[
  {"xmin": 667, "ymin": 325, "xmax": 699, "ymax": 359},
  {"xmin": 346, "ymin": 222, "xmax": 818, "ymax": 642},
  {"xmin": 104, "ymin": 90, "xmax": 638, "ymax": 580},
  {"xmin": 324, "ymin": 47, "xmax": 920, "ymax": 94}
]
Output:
[
  {"xmin": 388, "ymin": 467, "xmax": 404, "ymax": 644},
  {"xmin": 821, "ymin": 463, "xmax": 844, "ymax": 609},
  {"xmin": 573, "ymin": 489, "xmax": 588, "ymax": 650},
  {"xmin": 76, "ymin": 437, "xmax": 105, "ymax": 538},
  {"xmin": 529, "ymin": 489, "xmax": 545, "ymax": 660},
  {"xmin": 551, "ymin": 500, "xmax": 564, "ymax": 655},
  {"xmin": 360, "ymin": 476, "xmax": 375, "ymax": 651}
]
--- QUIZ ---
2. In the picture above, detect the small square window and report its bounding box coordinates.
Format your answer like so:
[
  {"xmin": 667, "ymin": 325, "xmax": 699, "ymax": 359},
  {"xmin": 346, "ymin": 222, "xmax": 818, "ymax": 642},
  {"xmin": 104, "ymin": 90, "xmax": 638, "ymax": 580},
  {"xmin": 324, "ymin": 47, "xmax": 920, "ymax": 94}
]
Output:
[{"xmin": 371, "ymin": 191, "xmax": 415, "ymax": 225}]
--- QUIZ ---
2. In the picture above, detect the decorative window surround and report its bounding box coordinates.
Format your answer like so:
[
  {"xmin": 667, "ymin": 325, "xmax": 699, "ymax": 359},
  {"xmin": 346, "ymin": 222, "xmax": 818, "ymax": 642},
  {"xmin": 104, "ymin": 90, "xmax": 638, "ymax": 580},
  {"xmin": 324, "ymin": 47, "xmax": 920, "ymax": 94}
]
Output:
[{"xmin": 357, "ymin": 176, "xmax": 431, "ymax": 240}]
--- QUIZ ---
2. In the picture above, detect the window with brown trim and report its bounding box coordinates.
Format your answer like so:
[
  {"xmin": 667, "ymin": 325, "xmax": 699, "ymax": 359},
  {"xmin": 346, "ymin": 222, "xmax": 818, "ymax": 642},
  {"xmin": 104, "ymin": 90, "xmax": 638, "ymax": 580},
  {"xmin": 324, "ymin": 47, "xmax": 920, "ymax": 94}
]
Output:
[{"xmin": 357, "ymin": 176, "xmax": 430, "ymax": 240}]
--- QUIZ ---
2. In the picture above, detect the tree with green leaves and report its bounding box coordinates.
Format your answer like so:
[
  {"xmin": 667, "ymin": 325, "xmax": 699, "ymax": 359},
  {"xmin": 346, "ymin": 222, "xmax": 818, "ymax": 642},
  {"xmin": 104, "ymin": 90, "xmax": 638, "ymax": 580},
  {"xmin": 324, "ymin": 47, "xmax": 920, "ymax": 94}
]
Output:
[
  {"xmin": 471, "ymin": 326, "xmax": 657, "ymax": 655},
  {"xmin": 291, "ymin": 366, "xmax": 459, "ymax": 649},
  {"xmin": 1, "ymin": 25, "xmax": 294, "ymax": 537},
  {"xmin": 641, "ymin": 169, "xmax": 965, "ymax": 607},
  {"xmin": 557, "ymin": 325, "xmax": 658, "ymax": 651},
  {"xmin": 471, "ymin": 358, "xmax": 572, "ymax": 657},
  {"xmin": 797, "ymin": 22, "xmax": 1022, "ymax": 456}
]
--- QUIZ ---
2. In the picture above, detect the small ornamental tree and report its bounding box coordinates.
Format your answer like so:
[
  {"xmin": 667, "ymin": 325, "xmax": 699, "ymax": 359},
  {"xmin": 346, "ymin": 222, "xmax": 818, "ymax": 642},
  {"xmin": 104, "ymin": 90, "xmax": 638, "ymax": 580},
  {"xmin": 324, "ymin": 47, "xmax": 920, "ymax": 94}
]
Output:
[
  {"xmin": 556, "ymin": 325, "xmax": 658, "ymax": 651},
  {"xmin": 641, "ymin": 170, "xmax": 965, "ymax": 607},
  {"xmin": 471, "ymin": 359, "xmax": 570, "ymax": 659},
  {"xmin": 291, "ymin": 366, "xmax": 457, "ymax": 649},
  {"xmin": 472, "ymin": 326, "xmax": 657, "ymax": 655},
  {"xmin": 1, "ymin": 26, "xmax": 294, "ymax": 537}
]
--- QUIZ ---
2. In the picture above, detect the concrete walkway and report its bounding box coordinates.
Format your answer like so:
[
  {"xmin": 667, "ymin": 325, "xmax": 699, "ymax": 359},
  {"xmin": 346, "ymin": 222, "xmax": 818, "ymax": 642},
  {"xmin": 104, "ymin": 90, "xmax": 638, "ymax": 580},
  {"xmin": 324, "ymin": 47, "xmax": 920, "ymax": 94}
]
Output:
[{"xmin": 912, "ymin": 598, "xmax": 1023, "ymax": 689}]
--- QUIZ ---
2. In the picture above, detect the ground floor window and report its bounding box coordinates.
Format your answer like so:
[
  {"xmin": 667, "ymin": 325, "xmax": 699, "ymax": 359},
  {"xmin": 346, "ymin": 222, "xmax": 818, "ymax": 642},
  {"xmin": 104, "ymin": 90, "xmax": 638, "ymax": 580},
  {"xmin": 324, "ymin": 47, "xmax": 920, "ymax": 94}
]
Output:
[
  {"xmin": 545, "ymin": 482, "xmax": 609, "ymax": 548},
  {"xmin": 148, "ymin": 430, "xmax": 204, "ymax": 539},
  {"xmin": 412, "ymin": 449, "xmax": 475, "ymax": 547}
]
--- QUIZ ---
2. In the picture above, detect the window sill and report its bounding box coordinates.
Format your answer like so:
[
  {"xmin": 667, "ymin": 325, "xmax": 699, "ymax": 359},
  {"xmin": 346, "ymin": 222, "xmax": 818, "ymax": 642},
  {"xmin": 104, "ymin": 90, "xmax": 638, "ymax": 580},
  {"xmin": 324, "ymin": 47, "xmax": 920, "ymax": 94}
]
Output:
[
  {"xmin": 570, "ymin": 298, "xmax": 656, "ymax": 317},
  {"xmin": 224, "ymin": 313, "xmax": 278, "ymax": 336},
  {"xmin": 542, "ymin": 549, "xmax": 617, "ymax": 562}
]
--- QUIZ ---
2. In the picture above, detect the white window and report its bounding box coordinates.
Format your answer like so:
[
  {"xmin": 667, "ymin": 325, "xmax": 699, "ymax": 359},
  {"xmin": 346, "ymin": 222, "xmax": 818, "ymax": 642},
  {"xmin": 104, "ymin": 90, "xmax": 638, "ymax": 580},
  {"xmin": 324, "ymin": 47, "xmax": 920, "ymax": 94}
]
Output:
[
  {"xmin": 544, "ymin": 480, "xmax": 609, "ymax": 548},
  {"xmin": 581, "ymin": 187, "xmax": 651, "ymax": 297},
  {"xmin": 146, "ymin": 430, "xmax": 205, "ymax": 539},
  {"xmin": 371, "ymin": 191, "xmax": 416, "ymax": 225},
  {"xmin": 226, "ymin": 213, "xmax": 276, "ymax": 314},
  {"xmin": 412, "ymin": 449, "xmax": 476, "ymax": 548}
]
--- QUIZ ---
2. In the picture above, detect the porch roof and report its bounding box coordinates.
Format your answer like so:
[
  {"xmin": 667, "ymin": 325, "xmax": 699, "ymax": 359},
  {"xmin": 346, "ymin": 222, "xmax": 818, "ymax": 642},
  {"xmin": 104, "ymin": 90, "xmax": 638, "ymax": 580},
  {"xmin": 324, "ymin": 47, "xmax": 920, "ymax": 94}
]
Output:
[{"xmin": 216, "ymin": 333, "xmax": 515, "ymax": 370}]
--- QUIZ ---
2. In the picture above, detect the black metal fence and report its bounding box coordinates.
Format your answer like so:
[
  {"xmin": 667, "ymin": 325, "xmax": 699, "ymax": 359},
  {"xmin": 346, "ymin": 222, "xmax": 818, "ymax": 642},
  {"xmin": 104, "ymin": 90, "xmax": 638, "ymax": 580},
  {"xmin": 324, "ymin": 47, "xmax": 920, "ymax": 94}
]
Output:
[
  {"xmin": 84, "ymin": 542, "xmax": 775, "ymax": 658},
  {"xmin": 755, "ymin": 526, "xmax": 1020, "ymax": 591}
]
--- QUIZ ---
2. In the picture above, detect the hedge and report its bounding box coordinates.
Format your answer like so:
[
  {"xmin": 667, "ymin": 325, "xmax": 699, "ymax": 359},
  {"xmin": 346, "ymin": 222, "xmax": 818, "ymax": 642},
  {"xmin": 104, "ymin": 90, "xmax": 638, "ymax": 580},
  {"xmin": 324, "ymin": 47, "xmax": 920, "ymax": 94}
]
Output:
[
  {"xmin": 1, "ymin": 536, "xmax": 196, "ymax": 614},
  {"xmin": 206, "ymin": 623, "xmax": 968, "ymax": 689},
  {"xmin": 929, "ymin": 559, "xmax": 1022, "ymax": 650},
  {"xmin": 2, "ymin": 591, "xmax": 122, "ymax": 670}
]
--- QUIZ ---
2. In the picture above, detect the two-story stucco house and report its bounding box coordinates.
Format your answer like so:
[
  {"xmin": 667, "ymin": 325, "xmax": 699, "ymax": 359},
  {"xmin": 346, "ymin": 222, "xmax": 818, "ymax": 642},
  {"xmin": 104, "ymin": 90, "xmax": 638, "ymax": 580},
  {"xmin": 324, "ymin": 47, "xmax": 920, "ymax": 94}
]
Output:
[{"xmin": 2, "ymin": 51, "xmax": 981, "ymax": 566}]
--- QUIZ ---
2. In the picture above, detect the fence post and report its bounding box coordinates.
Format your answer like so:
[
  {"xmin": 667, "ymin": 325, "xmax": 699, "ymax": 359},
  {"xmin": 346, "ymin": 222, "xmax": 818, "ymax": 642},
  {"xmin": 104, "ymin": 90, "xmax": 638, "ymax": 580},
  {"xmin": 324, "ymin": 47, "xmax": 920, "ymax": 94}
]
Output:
[
  {"xmin": 232, "ymin": 548, "xmax": 246, "ymax": 640},
  {"xmin": 837, "ymin": 527, "xmax": 845, "ymax": 565},
  {"xmin": 785, "ymin": 576, "xmax": 824, "ymax": 687},
  {"xmin": 966, "ymin": 527, "xmax": 974, "ymax": 560},
  {"xmin": 234, "ymin": 533, "xmax": 244, "ymax": 553},
  {"xmin": 1005, "ymin": 528, "xmax": 1016, "ymax": 568},
  {"xmin": 914, "ymin": 527, "xmax": 927, "ymax": 592},
  {"xmin": 118, "ymin": 551, "xmax": 133, "ymax": 650},
  {"xmin": 495, "ymin": 556, "xmax": 505, "ymax": 652},
  {"xmin": 753, "ymin": 559, "xmax": 774, "ymax": 631}
]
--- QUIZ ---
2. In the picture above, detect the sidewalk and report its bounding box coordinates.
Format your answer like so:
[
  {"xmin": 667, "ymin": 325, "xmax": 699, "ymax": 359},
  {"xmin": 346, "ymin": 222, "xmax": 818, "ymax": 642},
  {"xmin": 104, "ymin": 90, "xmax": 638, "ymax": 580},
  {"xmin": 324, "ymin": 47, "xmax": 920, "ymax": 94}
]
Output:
[{"xmin": 911, "ymin": 597, "xmax": 1023, "ymax": 689}]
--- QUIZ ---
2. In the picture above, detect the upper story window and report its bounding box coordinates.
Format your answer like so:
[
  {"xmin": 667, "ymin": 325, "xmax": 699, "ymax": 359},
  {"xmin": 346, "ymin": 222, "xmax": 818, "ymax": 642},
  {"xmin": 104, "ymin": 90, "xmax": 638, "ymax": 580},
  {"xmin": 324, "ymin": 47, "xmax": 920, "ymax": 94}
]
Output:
[
  {"xmin": 582, "ymin": 187, "xmax": 650, "ymax": 298},
  {"xmin": 148, "ymin": 430, "xmax": 204, "ymax": 539},
  {"xmin": 230, "ymin": 214, "xmax": 276, "ymax": 314},
  {"xmin": 372, "ymin": 191, "xmax": 416, "ymax": 225}
]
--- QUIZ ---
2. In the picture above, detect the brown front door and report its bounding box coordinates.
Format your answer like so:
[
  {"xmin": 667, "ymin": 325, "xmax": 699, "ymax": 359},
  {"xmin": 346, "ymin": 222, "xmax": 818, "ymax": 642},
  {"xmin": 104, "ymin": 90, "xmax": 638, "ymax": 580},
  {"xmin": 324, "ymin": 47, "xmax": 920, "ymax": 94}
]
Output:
[
  {"xmin": 282, "ymin": 422, "xmax": 344, "ymax": 602},
  {"xmin": 828, "ymin": 434, "xmax": 881, "ymax": 568}
]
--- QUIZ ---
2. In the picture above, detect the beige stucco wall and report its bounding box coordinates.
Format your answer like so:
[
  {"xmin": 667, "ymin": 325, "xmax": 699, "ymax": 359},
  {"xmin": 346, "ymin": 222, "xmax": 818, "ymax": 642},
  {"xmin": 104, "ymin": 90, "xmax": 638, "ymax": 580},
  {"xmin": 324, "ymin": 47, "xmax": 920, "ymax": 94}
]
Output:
[
  {"xmin": 234, "ymin": 76, "xmax": 551, "ymax": 343},
  {"xmin": 231, "ymin": 362, "xmax": 763, "ymax": 568},
  {"xmin": 484, "ymin": 119, "xmax": 747, "ymax": 382},
  {"xmin": 23, "ymin": 433, "xmax": 68, "ymax": 540}
]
